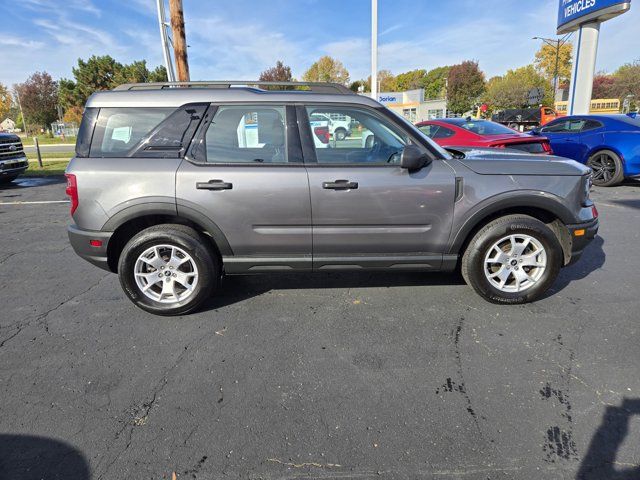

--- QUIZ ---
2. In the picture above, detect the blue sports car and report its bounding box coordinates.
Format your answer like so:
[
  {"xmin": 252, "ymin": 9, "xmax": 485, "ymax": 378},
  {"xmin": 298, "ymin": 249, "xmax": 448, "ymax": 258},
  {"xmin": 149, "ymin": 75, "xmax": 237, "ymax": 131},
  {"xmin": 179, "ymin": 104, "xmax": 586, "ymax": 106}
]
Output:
[{"xmin": 531, "ymin": 113, "xmax": 640, "ymax": 187}]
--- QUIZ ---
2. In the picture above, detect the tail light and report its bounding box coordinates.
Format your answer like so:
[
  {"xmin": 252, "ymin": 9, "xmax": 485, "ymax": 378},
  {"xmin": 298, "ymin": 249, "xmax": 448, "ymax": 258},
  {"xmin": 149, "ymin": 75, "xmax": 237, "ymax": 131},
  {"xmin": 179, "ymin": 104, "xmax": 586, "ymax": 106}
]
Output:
[
  {"xmin": 65, "ymin": 173, "xmax": 78, "ymax": 215},
  {"xmin": 313, "ymin": 126, "xmax": 330, "ymax": 144},
  {"xmin": 542, "ymin": 141, "xmax": 553, "ymax": 154}
]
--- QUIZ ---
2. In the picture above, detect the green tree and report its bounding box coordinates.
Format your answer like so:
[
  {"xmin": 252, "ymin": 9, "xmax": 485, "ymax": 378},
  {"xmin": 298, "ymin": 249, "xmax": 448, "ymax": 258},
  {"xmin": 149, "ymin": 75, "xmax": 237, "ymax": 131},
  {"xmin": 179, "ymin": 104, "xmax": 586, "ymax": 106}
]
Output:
[
  {"xmin": 534, "ymin": 42, "xmax": 573, "ymax": 85},
  {"xmin": 447, "ymin": 61, "xmax": 485, "ymax": 114},
  {"xmin": 483, "ymin": 65, "xmax": 552, "ymax": 110},
  {"xmin": 14, "ymin": 72, "xmax": 58, "ymax": 132},
  {"xmin": 395, "ymin": 69, "xmax": 426, "ymax": 91},
  {"xmin": 365, "ymin": 70, "xmax": 397, "ymax": 92},
  {"xmin": 302, "ymin": 56, "xmax": 349, "ymax": 84},
  {"xmin": 349, "ymin": 80, "xmax": 368, "ymax": 93},
  {"xmin": 59, "ymin": 55, "xmax": 167, "ymax": 110},
  {"xmin": 423, "ymin": 66, "xmax": 450, "ymax": 99}
]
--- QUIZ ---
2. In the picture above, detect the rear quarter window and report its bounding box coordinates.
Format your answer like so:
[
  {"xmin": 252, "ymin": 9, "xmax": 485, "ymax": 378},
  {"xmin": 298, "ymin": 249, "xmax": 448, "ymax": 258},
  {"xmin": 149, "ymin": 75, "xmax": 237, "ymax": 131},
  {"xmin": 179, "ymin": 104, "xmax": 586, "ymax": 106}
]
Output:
[{"xmin": 90, "ymin": 108, "xmax": 174, "ymax": 157}]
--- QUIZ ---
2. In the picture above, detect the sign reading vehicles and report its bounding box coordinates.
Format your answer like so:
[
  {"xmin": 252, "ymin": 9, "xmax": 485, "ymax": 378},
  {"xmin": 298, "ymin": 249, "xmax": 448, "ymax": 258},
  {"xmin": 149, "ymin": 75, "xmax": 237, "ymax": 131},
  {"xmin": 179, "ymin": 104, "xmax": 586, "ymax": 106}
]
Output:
[{"xmin": 557, "ymin": 0, "xmax": 631, "ymax": 33}]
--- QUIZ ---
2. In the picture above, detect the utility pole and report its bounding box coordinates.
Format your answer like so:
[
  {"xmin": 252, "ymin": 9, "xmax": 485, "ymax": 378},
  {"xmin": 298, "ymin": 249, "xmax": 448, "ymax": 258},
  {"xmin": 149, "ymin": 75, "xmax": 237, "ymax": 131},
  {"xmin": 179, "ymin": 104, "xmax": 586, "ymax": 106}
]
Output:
[
  {"xmin": 14, "ymin": 89, "xmax": 29, "ymax": 136},
  {"xmin": 156, "ymin": 0, "xmax": 176, "ymax": 82},
  {"xmin": 371, "ymin": 0, "xmax": 378, "ymax": 100},
  {"xmin": 169, "ymin": 0, "xmax": 190, "ymax": 82},
  {"xmin": 532, "ymin": 33, "xmax": 572, "ymax": 101}
]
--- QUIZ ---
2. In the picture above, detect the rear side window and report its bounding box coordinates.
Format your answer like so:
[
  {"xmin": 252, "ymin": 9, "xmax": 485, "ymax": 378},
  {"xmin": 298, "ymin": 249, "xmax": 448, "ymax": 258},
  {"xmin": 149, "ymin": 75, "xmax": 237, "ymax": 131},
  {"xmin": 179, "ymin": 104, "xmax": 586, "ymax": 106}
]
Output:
[
  {"xmin": 203, "ymin": 105, "xmax": 289, "ymax": 164},
  {"xmin": 75, "ymin": 107, "xmax": 98, "ymax": 158},
  {"xmin": 90, "ymin": 108, "xmax": 173, "ymax": 157}
]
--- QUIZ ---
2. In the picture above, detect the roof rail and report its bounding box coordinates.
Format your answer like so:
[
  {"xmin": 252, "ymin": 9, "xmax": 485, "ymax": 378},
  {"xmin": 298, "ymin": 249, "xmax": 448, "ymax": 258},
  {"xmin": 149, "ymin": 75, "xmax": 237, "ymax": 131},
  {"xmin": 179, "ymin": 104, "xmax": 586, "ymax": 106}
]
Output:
[{"xmin": 113, "ymin": 81, "xmax": 354, "ymax": 95}]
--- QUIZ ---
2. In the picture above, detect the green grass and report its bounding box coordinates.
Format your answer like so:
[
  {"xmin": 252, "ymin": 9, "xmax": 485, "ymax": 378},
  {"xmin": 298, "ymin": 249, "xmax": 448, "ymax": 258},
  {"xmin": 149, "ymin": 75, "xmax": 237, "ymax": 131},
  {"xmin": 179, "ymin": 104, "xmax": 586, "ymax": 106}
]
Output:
[
  {"xmin": 20, "ymin": 136, "xmax": 75, "ymax": 146},
  {"xmin": 26, "ymin": 151, "xmax": 74, "ymax": 161},
  {"xmin": 24, "ymin": 160, "xmax": 69, "ymax": 176}
]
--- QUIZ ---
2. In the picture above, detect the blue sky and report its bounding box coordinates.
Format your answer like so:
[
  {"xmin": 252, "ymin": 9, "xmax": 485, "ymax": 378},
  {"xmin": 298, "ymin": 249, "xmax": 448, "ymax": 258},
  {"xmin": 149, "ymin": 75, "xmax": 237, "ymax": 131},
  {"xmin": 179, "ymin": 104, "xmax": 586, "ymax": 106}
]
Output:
[{"xmin": 1, "ymin": 0, "xmax": 639, "ymax": 87}]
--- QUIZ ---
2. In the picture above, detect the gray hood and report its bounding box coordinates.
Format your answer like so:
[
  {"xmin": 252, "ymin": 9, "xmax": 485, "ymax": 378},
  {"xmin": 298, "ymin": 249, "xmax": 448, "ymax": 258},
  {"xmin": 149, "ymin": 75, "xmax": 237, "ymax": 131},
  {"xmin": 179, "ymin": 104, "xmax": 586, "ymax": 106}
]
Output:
[{"xmin": 448, "ymin": 147, "xmax": 590, "ymax": 176}]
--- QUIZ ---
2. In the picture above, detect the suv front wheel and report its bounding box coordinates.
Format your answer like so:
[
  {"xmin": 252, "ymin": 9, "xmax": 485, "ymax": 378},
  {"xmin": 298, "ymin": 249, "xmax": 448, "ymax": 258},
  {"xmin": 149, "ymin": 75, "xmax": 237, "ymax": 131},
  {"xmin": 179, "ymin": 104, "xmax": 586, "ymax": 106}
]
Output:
[
  {"xmin": 461, "ymin": 215, "xmax": 563, "ymax": 304},
  {"xmin": 118, "ymin": 224, "xmax": 219, "ymax": 315}
]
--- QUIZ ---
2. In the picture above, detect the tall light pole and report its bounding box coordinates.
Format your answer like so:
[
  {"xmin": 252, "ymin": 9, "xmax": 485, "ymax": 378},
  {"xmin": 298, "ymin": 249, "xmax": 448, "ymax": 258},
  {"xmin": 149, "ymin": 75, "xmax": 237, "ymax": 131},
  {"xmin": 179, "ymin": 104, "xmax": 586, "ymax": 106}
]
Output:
[
  {"xmin": 532, "ymin": 33, "xmax": 572, "ymax": 101},
  {"xmin": 156, "ymin": 0, "xmax": 176, "ymax": 82},
  {"xmin": 371, "ymin": 0, "xmax": 378, "ymax": 100}
]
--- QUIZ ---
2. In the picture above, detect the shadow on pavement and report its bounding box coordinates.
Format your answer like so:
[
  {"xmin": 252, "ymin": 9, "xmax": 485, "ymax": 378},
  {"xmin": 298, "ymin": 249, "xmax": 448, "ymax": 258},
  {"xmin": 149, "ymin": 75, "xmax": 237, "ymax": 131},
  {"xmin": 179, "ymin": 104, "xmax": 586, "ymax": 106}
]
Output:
[
  {"xmin": 0, "ymin": 176, "xmax": 66, "ymax": 191},
  {"xmin": 206, "ymin": 270, "xmax": 464, "ymax": 310},
  {"xmin": 576, "ymin": 398, "xmax": 640, "ymax": 479},
  {"xmin": 0, "ymin": 434, "xmax": 89, "ymax": 480},
  {"xmin": 550, "ymin": 235, "xmax": 606, "ymax": 296}
]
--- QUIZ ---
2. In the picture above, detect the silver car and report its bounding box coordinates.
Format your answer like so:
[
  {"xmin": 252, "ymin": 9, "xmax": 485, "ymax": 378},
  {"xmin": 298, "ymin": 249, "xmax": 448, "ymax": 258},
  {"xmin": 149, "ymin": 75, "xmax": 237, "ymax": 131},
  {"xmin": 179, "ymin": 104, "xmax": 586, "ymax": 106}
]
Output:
[{"xmin": 66, "ymin": 81, "xmax": 599, "ymax": 315}]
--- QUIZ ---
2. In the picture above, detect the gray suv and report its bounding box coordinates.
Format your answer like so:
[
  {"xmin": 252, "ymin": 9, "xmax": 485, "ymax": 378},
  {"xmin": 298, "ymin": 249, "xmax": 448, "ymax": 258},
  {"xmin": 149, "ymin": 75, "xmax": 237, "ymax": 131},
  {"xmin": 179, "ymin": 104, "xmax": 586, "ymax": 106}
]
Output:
[{"xmin": 66, "ymin": 81, "xmax": 599, "ymax": 315}]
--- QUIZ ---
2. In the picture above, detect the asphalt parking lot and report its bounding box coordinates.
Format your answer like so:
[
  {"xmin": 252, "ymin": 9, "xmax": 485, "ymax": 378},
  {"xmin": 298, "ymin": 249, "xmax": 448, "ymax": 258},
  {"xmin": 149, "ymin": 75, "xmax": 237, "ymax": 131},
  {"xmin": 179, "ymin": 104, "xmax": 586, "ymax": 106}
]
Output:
[{"xmin": 1, "ymin": 176, "xmax": 639, "ymax": 480}]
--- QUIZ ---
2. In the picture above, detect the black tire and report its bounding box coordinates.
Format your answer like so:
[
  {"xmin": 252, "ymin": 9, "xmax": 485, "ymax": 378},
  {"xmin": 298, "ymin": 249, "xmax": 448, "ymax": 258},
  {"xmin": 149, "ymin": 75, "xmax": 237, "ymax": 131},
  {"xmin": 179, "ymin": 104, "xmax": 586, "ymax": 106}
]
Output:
[
  {"xmin": 587, "ymin": 150, "xmax": 624, "ymax": 187},
  {"xmin": 117, "ymin": 224, "xmax": 219, "ymax": 316},
  {"xmin": 461, "ymin": 215, "xmax": 563, "ymax": 304},
  {"xmin": 0, "ymin": 175, "xmax": 19, "ymax": 184},
  {"xmin": 335, "ymin": 128, "xmax": 347, "ymax": 141}
]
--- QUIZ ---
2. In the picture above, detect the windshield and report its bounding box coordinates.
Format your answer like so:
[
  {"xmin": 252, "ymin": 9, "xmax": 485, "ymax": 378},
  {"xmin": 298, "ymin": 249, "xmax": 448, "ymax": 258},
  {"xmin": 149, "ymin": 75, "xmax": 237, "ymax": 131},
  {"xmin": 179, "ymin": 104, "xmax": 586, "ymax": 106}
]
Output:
[
  {"xmin": 387, "ymin": 109, "xmax": 452, "ymax": 159},
  {"xmin": 449, "ymin": 119, "xmax": 516, "ymax": 135}
]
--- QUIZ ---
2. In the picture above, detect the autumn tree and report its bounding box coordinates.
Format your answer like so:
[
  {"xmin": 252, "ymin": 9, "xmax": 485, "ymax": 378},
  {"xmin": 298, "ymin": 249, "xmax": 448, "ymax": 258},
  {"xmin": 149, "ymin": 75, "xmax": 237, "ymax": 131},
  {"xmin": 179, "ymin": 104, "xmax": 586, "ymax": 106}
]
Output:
[
  {"xmin": 611, "ymin": 59, "xmax": 640, "ymax": 102},
  {"xmin": 259, "ymin": 60, "xmax": 293, "ymax": 83},
  {"xmin": 483, "ymin": 65, "xmax": 552, "ymax": 110},
  {"xmin": 15, "ymin": 72, "xmax": 58, "ymax": 132},
  {"xmin": 364, "ymin": 70, "xmax": 397, "ymax": 92},
  {"xmin": 302, "ymin": 56, "xmax": 349, "ymax": 84},
  {"xmin": 447, "ymin": 61, "xmax": 485, "ymax": 114},
  {"xmin": 534, "ymin": 42, "xmax": 573, "ymax": 85},
  {"xmin": 592, "ymin": 74, "xmax": 616, "ymax": 99},
  {"xmin": 0, "ymin": 83, "xmax": 11, "ymax": 121}
]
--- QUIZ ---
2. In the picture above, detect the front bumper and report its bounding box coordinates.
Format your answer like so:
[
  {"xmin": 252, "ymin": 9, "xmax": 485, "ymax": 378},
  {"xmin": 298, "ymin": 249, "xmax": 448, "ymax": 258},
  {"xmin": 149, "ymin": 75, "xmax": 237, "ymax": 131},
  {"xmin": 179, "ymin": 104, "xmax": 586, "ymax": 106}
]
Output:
[
  {"xmin": 0, "ymin": 157, "xmax": 28, "ymax": 177},
  {"xmin": 566, "ymin": 217, "xmax": 599, "ymax": 265},
  {"xmin": 68, "ymin": 225, "xmax": 113, "ymax": 271}
]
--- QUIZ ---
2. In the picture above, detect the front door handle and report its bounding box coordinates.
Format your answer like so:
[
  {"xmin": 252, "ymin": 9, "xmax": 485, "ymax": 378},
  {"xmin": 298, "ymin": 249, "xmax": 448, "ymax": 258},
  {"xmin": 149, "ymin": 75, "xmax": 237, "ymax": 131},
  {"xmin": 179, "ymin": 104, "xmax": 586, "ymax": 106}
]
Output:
[
  {"xmin": 196, "ymin": 179, "xmax": 233, "ymax": 190},
  {"xmin": 322, "ymin": 179, "xmax": 358, "ymax": 190}
]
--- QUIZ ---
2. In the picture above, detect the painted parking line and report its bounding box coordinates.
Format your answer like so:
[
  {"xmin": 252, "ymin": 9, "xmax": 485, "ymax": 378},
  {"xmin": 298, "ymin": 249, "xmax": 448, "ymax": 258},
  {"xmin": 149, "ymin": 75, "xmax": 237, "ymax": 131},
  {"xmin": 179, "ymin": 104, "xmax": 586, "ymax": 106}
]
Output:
[{"xmin": 0, "ymin": 200, "xmax": 70, "ymax": 205}]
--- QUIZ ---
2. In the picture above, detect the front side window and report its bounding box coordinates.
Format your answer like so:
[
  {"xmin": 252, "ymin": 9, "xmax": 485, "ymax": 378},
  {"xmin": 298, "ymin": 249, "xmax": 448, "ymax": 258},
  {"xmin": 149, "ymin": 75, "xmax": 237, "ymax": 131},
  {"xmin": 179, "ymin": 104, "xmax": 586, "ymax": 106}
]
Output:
[
  {"xmin": 305, "ymin": 106, "xmax": 408, "ymax": 165},
  {"xmin": 91, "ymin": 108, "xmax": 173, "ymax": 157},
  {"xmin": 541, "ymin": 120, "xmax": 570, "ymax": 133},
  {"xmin": 204, "ymin": 105, "xmax": 288, "ymax": 163}
]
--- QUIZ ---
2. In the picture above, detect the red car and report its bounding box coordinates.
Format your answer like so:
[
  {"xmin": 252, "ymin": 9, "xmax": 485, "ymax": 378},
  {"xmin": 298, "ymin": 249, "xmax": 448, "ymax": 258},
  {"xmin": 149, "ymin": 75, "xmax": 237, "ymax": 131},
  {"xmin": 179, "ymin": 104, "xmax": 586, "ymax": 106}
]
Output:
[{"xmin": 415, "ymin": 118, "xmax": 553, "ymax": 154}]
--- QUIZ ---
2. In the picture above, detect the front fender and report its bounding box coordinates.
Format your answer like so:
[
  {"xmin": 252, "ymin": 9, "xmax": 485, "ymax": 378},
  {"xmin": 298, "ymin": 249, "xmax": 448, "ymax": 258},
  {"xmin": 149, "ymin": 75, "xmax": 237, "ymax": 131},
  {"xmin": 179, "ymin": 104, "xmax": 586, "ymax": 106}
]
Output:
[{"xmin": 447, "ymin": 190, "xmax": 578, "ymax": 254}]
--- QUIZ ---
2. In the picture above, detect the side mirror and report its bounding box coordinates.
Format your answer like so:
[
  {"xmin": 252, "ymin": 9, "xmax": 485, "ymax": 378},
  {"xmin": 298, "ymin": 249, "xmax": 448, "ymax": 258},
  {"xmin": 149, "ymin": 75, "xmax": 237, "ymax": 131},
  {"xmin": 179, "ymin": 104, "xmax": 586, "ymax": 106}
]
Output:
[
  {"xmin": 401, "ymin": 144, "xmax": 430, "ymax": 170},
  {"xmin": 530, "ymin": 128, "xmax": 540, "ymax": 136}
]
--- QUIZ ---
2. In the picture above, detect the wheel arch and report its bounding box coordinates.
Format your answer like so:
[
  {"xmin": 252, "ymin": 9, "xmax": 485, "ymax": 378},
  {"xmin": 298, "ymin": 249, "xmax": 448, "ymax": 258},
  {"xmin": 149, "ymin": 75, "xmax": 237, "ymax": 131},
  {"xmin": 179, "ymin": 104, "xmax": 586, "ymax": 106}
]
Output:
[
  {"xmin": 103, "ymin": 203, "xmax": 232, "ymax": 273},
  {"xmin": 449, "ymin": 193, "xmax": 575, "ymax": 265}
]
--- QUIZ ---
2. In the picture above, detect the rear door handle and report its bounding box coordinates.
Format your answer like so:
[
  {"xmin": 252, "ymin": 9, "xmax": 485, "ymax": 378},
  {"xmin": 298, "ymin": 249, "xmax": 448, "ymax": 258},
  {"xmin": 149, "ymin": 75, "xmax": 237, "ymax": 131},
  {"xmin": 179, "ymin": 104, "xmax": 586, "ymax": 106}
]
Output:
[
  {"xmin": 196, "ymin": 179, "xmax": 233, "ymax": 190},
  {"xmin": 322, "ymin": 179, "xmax": 358, "ymax": 190}
]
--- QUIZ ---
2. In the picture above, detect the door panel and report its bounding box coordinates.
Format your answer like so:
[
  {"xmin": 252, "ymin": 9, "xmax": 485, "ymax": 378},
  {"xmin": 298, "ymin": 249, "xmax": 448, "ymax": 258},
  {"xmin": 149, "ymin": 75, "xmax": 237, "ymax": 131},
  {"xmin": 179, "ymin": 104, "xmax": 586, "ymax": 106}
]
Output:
[
  {"xmin": 176, "ymin": 104, "xmax": 312, "ymax": 270},
  {"xmin": 307, "ymin": 162, "xmax": 456, "ymax": 264}
]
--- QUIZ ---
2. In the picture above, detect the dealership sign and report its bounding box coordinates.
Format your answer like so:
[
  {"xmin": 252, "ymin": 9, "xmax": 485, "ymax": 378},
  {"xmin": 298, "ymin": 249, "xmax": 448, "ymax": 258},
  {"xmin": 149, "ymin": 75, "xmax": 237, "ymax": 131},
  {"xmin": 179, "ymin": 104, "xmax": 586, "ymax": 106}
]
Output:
[{"xmin": 557, "ymin": 0, "xmax": 631, "ymax": 33}]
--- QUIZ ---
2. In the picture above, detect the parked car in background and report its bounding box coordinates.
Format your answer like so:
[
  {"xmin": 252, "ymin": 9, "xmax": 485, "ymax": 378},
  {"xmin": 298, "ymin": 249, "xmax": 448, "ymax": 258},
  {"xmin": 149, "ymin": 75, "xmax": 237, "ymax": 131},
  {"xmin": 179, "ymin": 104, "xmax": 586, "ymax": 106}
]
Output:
[
  {"xmin": 531, "ymin": 114, "xmax": 640, "ymax": 187},
  {"xmin": 416, "ymin": 118, "xmax": 553, "ymax": 154},
  {"xmin": 492, "ymin": 106, "xmax": 560, "ymax": 131},
  {"xmin": 0, "ymin": 133, "xmax": 28, "ymax": 184}
]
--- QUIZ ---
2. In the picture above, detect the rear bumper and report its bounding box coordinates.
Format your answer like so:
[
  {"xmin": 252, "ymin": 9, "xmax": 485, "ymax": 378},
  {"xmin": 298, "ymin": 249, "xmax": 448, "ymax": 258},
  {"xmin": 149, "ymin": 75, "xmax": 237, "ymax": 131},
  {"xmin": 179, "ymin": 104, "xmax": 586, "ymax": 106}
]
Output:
[
  {"xmin": 68, "ymin": 225, "xmax": 113, "ymax": 272},
  {"xmin": 566, "ymin": 217, "xmax": 599, "ymax": 265}
]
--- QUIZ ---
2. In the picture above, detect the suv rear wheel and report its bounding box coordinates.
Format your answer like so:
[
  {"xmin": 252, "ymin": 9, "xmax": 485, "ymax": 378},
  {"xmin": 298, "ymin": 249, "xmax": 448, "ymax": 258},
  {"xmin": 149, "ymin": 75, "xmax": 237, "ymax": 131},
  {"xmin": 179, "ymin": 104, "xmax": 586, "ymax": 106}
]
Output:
[
  {"xmin": 118, "ymin": 224, "xmax": 219, "ymax": 315},
  {"xmin": 461, "ymin": 215, "xmax": 563, "ymax": 304}
]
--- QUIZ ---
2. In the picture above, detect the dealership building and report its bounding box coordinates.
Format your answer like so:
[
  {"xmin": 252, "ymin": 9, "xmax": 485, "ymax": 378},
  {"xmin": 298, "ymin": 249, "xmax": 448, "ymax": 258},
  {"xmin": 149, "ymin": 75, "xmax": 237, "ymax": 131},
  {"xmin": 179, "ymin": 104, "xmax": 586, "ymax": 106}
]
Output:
[{"xmin": 376, "ymin": 89, "xmax": 447, "ymax": 123}]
